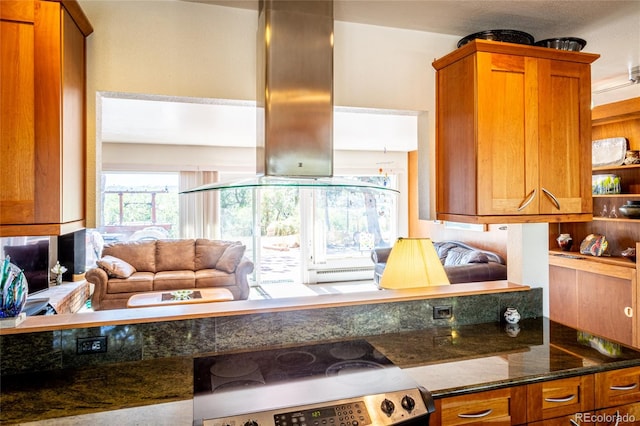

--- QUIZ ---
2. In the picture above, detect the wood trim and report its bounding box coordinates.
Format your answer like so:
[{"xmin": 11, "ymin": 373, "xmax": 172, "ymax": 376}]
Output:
[
  {"xmin": 408, "ymin": 150, "xmax": 419, "ymax": 235},
  {"xmin": 0, "ymin": 0, "xmax": 35, "ymax": 22},
  {"xmin": 437, "ymin": 212, "xmax": 593, "ymax": 224},
  {"xmin": 0, "ymin": 281, "xmax": 531, "ymax": 335},
  {"xmin": 636, "ymin": 242, "xmax": 639, "ymax": 348},
  {"xmin": 592, "ymin": 97, "xmax": 640, "ymax": 125},
  {"xmin": 0, "ymin": 219, "xmax": 85, "ymax": 237},
  {"xmin": 549, "ymin": 253, "xmax": 636, "ymax": 280},
  {"xmin": 43, "ymin": 0, "xmax": 92, "ymax": 36},
  {"xmin": 433, "ymin": 39, "xmax": 599, "ymax": 71}
]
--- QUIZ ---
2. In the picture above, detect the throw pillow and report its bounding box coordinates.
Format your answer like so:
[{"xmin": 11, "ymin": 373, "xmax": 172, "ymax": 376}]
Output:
[
  {"xmin": 461, "ymin": 250, "xmax": 489, "ymax": 264},
  {"xmin": 216, "ymin": 243, "xmax": 246, "ymax": 273},
  {"xmin": 444, "ymin": 247, "xmax": 468, "ymax": 266},
  {"xmin": 195, "ymin": 239, "xmax": 231, "ymax": 270},
  {"xmin": 97, "ymin": 255, "xmax": 137, "ymax": 278}
]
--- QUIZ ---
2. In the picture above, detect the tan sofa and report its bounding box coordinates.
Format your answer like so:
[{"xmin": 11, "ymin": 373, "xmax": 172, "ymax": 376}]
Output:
[{"xmin": 85, "ymin": 239, "xmax": 254, "ymax": 310}]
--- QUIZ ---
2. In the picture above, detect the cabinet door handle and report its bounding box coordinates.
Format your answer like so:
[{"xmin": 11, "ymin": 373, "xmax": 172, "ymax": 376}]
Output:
[
  {"xmin": 541, "ymin": 187, "xmax": 561, "ymax": 209},
  {"xmin": 624, "ymin": 306, "xmax": 633, "ymax": 318},
  {"xmin": 610, "ymin": 383, "xmax": 638, "ymax": 391},
  {"xmin": 518, "ymin": 189, "xmax": 537, "ymax": 211},
  {"xmin": 544, "ymin": 394, "xmax": 576, "ymax": 403},
  {"xmin": 458, "ymin": 408, "xmax": 493, "ymax": 418}
]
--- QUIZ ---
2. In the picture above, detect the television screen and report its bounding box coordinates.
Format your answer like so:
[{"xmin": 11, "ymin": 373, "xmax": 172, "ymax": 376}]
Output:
[{"xmin": 2, "ymin": 238, "xmax": 50, "ymax": 296}]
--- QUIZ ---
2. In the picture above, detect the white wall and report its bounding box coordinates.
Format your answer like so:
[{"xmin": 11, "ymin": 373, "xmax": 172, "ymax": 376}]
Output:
[
  {"xmin": 80, "ymin": 0, "xmax": 458, "ymax": 227},
  {"xmin": 80, "ymin": 0, "xmax": 549, "ymax": 310}
]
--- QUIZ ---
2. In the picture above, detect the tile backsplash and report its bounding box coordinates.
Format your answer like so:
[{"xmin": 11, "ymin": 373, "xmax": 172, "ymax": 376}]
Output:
[{"xmin": 1, "ymin": 288, "xmax": 542, "ymax": 376}]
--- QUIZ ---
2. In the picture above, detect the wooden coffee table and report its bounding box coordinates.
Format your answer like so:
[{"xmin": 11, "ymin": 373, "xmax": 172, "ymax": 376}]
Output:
[{"xmin": 126, "ymin": 288, "xmax": 234, "ymax": 308}]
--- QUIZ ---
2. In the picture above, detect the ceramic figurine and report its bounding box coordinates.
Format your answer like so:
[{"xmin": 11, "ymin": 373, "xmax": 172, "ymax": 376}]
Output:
[
  {"xmin": 556, "ymin": 233, "xmax": 573, "ymax": 251},
  {"xmin": 504, "ymin": 307, "xmax": 521, "ymax": 324}
]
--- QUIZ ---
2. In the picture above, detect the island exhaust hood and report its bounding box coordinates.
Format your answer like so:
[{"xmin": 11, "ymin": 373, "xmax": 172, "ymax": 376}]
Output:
[{"xmin": 182, "ymin": 0, "xmax": 397, "ymax": 194}]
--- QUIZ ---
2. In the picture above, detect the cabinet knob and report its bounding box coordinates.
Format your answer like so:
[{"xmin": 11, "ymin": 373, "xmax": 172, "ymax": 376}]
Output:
[{"xmin": 624, "ymin": 306, "xmax": 633, "ymax": 318}]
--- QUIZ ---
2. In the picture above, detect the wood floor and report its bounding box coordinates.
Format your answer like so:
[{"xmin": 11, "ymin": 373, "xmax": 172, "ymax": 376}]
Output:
[{"xmin": 249, "ymin": 280, "xmax": 380, "ymax": 300}]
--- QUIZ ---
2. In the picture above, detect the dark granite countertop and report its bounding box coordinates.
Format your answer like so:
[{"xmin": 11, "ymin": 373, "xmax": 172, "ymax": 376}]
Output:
[{"xmin": 2, "ymin": 318, "xmax": 640, "ymax": 425}]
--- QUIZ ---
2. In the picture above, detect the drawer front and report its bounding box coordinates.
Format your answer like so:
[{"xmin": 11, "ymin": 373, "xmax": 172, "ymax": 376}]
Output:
[
  {"xmin": 594, "ymin": 402, "xmax": 640, "ymax": 425},
  {"xmin": 596, "ymin": 367, "xmax": 640, "ymax": 408},
  {"xmin": 434, "ymin": 387, "xmax": 526, "ymax": 425},
  {"xmin": 527, "ymin": 375, "xmax": 595, "ymax": 422},
  {"xmin": 528, "ymin": 412, "xmax": 590, "ymax": 426}
]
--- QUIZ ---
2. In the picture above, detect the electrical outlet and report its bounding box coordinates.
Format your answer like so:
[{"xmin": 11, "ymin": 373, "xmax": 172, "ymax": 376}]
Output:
[
  {"xmin": 433, "ymin": 305, "xmax": 453, "ymax": 319},
  {"xmin": 77, "ymin": 336, "xmax": 107, "ymax": 354}
]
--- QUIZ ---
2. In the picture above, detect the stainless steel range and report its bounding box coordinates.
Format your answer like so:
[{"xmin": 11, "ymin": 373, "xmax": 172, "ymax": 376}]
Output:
[{"xmin": 193, "ymin": 340, "xmax": 435, "ymax": 426}]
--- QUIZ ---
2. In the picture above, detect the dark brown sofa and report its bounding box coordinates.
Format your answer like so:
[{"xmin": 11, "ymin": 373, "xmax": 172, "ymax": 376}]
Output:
[
  {"xmin": 371, "ymin": 240, "xmax": 507, "ymax": 285},
  {"xmin": 85, "ymin": 239, "xmax": 253, "ymax": 310}
]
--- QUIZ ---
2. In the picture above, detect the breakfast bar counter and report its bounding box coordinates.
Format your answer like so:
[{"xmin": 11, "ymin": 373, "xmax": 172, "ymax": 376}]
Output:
[{"xmin": 3, "ymin": 318, "xmax": 640, "ymax": 425}]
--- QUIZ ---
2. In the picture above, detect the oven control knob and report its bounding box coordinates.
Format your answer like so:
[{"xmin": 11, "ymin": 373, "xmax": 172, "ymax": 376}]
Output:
[
  {"xmin": 401, "ymin": 395, "xmax": 416, "ymax": 412},
  {"xmin": 380, "ymin": 398, "xmax": 395, "ymax": 416},
  {"xmin": 243, "ymin": 421, "xmax": 258, "ymax": 426}
]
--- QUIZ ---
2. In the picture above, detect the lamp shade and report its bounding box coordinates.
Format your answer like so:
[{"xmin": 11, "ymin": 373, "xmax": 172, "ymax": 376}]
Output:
[{"xmin": 379, "ymin": 238, "xmax": 450, "ymax": 289}]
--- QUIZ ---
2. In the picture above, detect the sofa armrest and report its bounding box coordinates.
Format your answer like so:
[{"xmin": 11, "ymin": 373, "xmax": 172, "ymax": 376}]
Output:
[
  {"xmin": 85, "ymin": 267, "xmax": 109, "ymax": 311},
  {"xmin": 371, "ymin": 247, "xmax": 392, "ymax": 265},
  {"xmin": 234, "ymin": 257, "xmax": 254, "ymax": 300}
]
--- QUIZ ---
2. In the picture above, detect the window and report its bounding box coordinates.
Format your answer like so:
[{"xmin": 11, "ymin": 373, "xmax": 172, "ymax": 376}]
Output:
[
  {"xmin": 219, "ymin": 176, "xmax": 398, "ymax": 285},
  {"xmin": 98, "ymin": 172, "xmax": 179, "ymax": 242}
]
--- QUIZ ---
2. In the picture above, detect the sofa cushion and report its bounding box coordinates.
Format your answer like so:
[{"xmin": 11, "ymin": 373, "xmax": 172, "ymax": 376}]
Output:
[
  {"xmin": 156, "ymin": 239, "xmax": 195, "ymax": 271},
  {"xmin": 106, "ymin": 272, "xmax": 154, "ymax": 293},
  {"xmin": 217, "ymin": 243, "xmax": 246, "ymax": 273},
  {"xmin": 153, "ymin": 271, "xmax": 196, "ymax": 291},
  {"xmin": 194, "ymin": 239, "xmax": 231, "ymax": 270},
  {"xmin": 102, "ymin": 241, "xmax": 157, "ymax": 272},
  {"xmin": 97, "ymin": 255, "xmax": 137, "ymax": 278},
  {"xmin": 195, "ymin": 269, "xmax": 237, "ymax": 288}
]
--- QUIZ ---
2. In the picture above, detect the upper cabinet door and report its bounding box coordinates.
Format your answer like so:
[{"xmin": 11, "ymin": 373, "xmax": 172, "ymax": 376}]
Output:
[
  {"xmin": 537, "ymin": 59, "xmax": 593, "ymax": 215},
  {"xmin": 0, "ymin": 0, "xmax": 92, "ymax": 237},
  {"xmin": 433, "ymin": 40, "xmax": 598, "ymax": 224},
  {"xmin": 476, "ymin": 52, "xmax": 538, "ymax": 216}
]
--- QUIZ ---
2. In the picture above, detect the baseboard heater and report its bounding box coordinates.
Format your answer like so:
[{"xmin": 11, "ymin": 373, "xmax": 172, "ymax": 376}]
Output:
[{"xmin": 309, "ymin": 266, "xmax": 374, "ymax": 283}]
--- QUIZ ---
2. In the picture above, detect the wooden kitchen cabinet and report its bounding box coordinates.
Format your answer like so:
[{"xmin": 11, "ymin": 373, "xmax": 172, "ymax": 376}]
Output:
[
  {"xmin": 432, "ymin": 40, "xmax": 598, "ymax": 224},
  {"xmin": 430, "ymin": 386, "xmax": 527, "ymax": 425},
  {"xmin": 595, "ymin": 366, "xmax": 640, "ymax": 409},
  {"xmin": 550, "ymin": 98, "xmax": 640, "ymax": 349},
  {"xmin": 432, "ymin": 369, "xmax": 639, "ymax": 426},
  {"xmin": 549, "ymin": 252, "xmax": 637, "ymax": 348},
  {"xmin": 526, "ymin": 375, "xmax": 595, "ymax": 423},
  {"xmin": 0, "ymin": 0, "xmax": 92, "ymax": 237},
  {"xmin": 594, "ymin": 402, "xmax": 640, "ymax": 425}
]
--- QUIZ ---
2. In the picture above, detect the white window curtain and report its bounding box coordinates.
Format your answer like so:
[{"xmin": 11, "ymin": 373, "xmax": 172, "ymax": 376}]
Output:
[{"xmin": 179, "ymin": 171, "xmax": 219, "ymax": 239}]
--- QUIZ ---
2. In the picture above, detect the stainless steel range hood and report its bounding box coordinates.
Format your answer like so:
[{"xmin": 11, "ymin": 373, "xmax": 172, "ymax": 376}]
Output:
[{"xmin": 183, "ymin": 0, "xmax": 397, "ymax": 194}]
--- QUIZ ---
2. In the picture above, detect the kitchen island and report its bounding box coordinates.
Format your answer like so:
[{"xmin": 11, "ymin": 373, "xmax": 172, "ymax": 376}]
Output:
[{"xmin": 2, "ymin": 318, "xmax": 640, "ymax": 425}]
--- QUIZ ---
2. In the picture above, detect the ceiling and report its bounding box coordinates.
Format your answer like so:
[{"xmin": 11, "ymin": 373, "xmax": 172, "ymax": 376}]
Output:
[{"xmin": 103, "ymin": 0, "xmax": 640, "ymax": 150}]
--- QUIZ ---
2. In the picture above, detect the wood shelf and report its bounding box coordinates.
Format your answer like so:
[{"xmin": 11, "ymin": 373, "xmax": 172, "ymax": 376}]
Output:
[
  {"xmin": 593, "ymin": 193, "xmax": 640, "ymax": 198},
  {"xmin": 593, "ymin": 217, "xmax": 640, "ymax": 223},
  {"xmin": 549, "ymin": 249, "xmax": 636, "ymax": 269},
  {"xmin": 593, "ymin": 164, "xmax": 640, "ymax": 172}
]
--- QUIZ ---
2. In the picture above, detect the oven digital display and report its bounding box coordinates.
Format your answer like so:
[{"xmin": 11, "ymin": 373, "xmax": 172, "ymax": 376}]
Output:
[
  {"xmin": 275, "ymin": 401, "xmax": 370, "ymax": 425},
  {"xmin": 309, "ymin": 407, "xmax": 336, "ymax": 418}
]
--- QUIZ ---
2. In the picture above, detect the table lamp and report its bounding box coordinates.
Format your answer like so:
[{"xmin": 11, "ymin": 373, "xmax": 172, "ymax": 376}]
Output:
[{"xmin": 379, "ymin": 238, "xmax": 450, "ymax": 289}]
